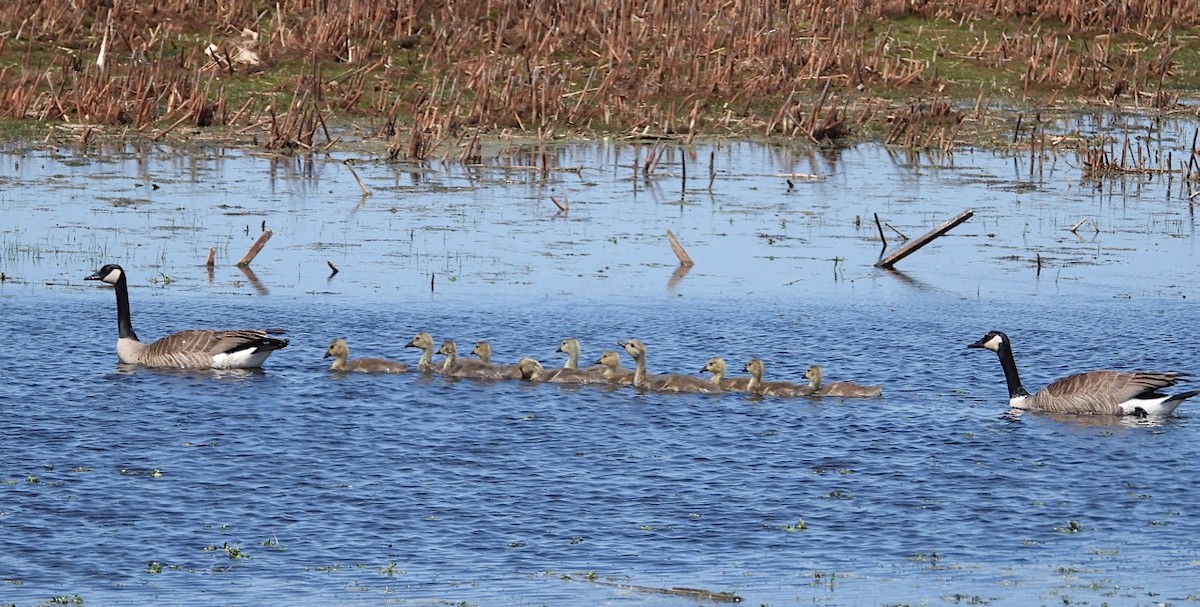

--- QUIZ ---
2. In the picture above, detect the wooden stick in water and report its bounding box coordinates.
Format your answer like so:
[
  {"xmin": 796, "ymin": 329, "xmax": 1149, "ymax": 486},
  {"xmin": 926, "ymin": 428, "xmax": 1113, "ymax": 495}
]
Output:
[
  {"xmin": 345, "ymin": 161, "xmax": 371, "ymax": 196},
  {"xmin": 205, "ymin": 247, "xmax": 216, "ymax": 268},
  {"xmin": 666, "ymin": 230, "xmax": 695, "ymax": 267},
  {"xmin": 875, "ymin": 209, "xmax": 974, "ymax": 269},
  {"xmin": 236, "ymin": 229, "xmax": 273, "ymax": 267}
]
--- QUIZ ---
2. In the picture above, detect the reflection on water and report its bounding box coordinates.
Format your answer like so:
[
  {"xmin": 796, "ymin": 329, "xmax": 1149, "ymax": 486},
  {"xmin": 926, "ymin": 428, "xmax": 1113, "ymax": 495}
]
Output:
[{"xmin": 3, "ymin": 123, "xmax": 1200, "ymax": 606}]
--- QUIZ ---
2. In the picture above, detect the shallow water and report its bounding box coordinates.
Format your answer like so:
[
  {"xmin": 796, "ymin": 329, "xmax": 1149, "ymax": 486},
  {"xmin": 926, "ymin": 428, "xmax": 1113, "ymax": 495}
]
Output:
[{"xmin": 2, "ymin": 125, "xmax": 1200, "ymax": 606}]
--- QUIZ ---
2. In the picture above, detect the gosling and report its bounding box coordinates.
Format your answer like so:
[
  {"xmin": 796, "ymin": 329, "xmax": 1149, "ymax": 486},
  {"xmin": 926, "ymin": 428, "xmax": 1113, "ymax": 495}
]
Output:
[
  {"xmin": 805, "ymin": 365, "xmax": 882, "ymax": 398},
  {"xmin": 596, "ymin": 351, "xmax": 635, "ymax": 386},
  {"xmin": 702, "ymin": 356, "xmax": 752, "ymax": 391},
  {"xmin": 324, "ymin": 338, "xmax": 409, "ymax": 373},
  {"xmin": 620, "ymin": 339, "xmax": 721, "ymax": 394},
  {"xmin": 438, "ymin": 340, "xmax": 515, "ymax": 379},
  {"xmin": 744, "ymin": 358, "xmax": 814, "ymax": 397}
]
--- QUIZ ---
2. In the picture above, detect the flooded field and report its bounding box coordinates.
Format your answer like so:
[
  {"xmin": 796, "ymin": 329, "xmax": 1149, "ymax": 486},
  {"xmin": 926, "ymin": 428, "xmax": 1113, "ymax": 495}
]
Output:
[{"xmin": 2, "ymin": 116, "xmax": 1200, "ymax": 607}]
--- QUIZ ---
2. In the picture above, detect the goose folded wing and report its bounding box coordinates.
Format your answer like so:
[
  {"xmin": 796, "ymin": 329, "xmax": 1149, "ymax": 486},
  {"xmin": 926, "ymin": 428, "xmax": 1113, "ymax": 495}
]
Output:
[
  {"xmin": 145, "ymin": 329, "xmax": 282, "ymax": 358},
  {"xmin": 1039, "ymin": 370, "xmax": 1181, "ymax": 414}
]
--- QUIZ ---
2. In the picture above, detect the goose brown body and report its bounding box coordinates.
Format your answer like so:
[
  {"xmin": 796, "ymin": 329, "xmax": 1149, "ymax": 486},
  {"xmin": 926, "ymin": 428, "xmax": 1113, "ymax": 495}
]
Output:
[{"xmin": 86, "ymin": 264, "xmax": 288, "ymax": 369}]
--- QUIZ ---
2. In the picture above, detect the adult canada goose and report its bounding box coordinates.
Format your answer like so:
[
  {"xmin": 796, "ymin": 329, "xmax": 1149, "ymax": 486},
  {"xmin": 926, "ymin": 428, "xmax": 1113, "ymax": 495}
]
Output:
[
  {"xmin": 744, "ymin": 359, "xmax": 814, "ymax": 397},
  {"xmin": 619, "ymin": 339, "xmax": 721, "ymax": 394},
  {"xmin": 702, "ymin": 357, "xmax": 752, "ymax": 391},
  {"xmin": 86, "ymin": 264, "xmax": 288, "ymax": 369},
  {"xmin": 438, "ymin": 340, "xmax": 509, "ymax": 378},
  {"xmin": 805, "ymin": 365, "xmax": 882, "ymax": 398},
  {"xmin": 405, "ymin": 332, "xmax": 440, "ymax": 373},
  {"xmin": 324, "ymin": 338, "xmax": 409, "ymax": 373},
  {"xmin": 968, "ymin": 330, "xmax": 1198, "ymax": 416},
  {"xmin": 596, "ymin": 351, "xmax": 635, "ymax": 386}
]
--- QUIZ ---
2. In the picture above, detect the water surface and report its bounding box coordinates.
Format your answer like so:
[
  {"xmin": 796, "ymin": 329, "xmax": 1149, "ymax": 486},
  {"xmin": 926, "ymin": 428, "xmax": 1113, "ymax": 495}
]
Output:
[{"xmin": 2, "ymin": 126, "xmax": 1199, "ymax": 606}]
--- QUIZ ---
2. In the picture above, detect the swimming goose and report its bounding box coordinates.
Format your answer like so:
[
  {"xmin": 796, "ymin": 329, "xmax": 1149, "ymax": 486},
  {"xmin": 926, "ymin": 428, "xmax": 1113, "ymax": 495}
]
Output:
[
  {"xmin": 744, "ymin": 359, "xmax": 814, "ymax": 397},
  {"xmin": 404, "ymin": 332, "xmax": 439, "ymax": 373},
  {"xmin": 805, "ymin": 365, "xmax": 882, "ymax": 397},
  {"xmin": 324, "ymin": 338, "xmax": 409, "ymax": 373},
  {"xmin": 86, "ymin": 264, "xmax": 288, "ymax": 369},
  {"xmin": 968, "ymin": 330, "xmax": 1198, "ymax": 416},
  {"xmin": 438, "ymin": 340, "xmax": 510, "ymax": 378},
  {"xmin": 702, "ymin": 356, "xmax": 753, "ymax": 391},
  {"xmin": 619, "ymin": 339, "xmax": 721, "ymax": 394},
  {"xmin": 596, "ymin": 351, "xmax": 636, "ymax": 386}
]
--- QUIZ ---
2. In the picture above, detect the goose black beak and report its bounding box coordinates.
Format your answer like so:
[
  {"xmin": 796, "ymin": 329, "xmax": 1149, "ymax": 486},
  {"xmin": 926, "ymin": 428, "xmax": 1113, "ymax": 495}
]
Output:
[
  {"xmin": 85, "ymin": 270, "xmax": 104, "ymax": 281},
  {"xmin": 966, "ymin": 339, "xmax": 986, "ymax": 349}
]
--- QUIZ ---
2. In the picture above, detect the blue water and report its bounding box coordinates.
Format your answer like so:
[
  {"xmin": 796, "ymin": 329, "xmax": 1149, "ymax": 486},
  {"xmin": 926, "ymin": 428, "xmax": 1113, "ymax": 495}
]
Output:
[{"xmin": 3, "ymin": 131, "xmax": 1200, "ymax": 606}]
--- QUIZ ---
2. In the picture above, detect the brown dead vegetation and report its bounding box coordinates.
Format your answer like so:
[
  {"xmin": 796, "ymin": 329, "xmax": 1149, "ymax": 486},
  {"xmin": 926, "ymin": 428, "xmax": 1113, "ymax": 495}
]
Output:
[{"xmin": 0, "ymin": 0, "xmax": 1197, "ymax": 157}]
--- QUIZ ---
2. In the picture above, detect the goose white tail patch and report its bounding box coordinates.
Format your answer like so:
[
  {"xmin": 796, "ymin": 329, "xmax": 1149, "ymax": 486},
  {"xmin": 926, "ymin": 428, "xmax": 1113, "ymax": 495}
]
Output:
[
  {"xmin": 212, "ymin": 348, "xmax": 274, "ymax": 369},
  {"xmin": 1119, "ymin": 396, "xmax": 1179, "ymax": 417}
]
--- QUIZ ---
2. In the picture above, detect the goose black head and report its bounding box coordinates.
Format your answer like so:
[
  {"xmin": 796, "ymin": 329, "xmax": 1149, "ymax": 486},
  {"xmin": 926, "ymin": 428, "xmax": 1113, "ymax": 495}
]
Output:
[
  {"xmin": 968, "ymin": 331, "xmax": 1009, "ymax": 353},
  {"xmin": 86, "ymin": 264, "xmax": 125, "ymax": 285}
]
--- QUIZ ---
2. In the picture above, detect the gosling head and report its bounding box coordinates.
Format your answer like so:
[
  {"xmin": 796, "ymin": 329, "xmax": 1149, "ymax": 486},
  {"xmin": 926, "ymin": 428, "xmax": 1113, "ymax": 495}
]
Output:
[
  {"xmin": 406, "ymin": 332, "xmax": 434, "ymax": 350},
  {"xmin": 619, "ymin": 339, "xmax": 646, "ymax": 360},
  {"xmin": 703, "ymin": 356, "xmax": 726, "ymax": 375},
  {"xmin": 437, "ymin": 340, "xmax": 457, "ymax": 357},
  {"xmin": 805, "ymin": 365, "xmax": 823, "ymax": 388},
  {"xmin": 744, "ymin": 358, "xmax": 765, "ymax": 378},
  {"xmin": 557, "ymin": 338, "xmax": 581, "ymax": 356},
  {"xmin": 324, "ymin": 338, "xmax": 350, "ymax": 360},
  {"xmin": 472, "ymin": 341, "xmax": 492, "ymax": 363},
  {"xmin": 516, "ymin": 357, "xmax": 544, "ymax": 380}
]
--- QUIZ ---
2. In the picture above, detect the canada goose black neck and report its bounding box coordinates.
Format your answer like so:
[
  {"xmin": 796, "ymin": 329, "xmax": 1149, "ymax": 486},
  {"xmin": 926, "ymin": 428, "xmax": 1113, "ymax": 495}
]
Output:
[
  {"xmin": 87, "ymin": 264, "xmax": 139, "ymax": 342},
  {"xmin": 969, "ymin": 331, "xmax": 1031, "ymax": 400}
]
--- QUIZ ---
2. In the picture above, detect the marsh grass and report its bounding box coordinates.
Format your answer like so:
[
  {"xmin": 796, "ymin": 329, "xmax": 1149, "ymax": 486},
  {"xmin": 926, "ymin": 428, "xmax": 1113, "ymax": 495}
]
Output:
[{"xmin": 0, "ymin": 1, "xmax": 1198, "ymax": 155}]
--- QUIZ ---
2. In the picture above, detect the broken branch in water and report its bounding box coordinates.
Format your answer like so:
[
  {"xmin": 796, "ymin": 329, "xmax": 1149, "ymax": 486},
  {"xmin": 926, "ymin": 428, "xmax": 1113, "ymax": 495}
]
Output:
[
  {"xmin": 236, "ymin": 229, "xmax": 273, "ymax": 267},
  {"xmin": 345, "ymin": 161, "xmax": 371, "ymax": 196},
  {"xmin": 550, "ymin": 196, "xmax": 568, "ymax": 212},
  {"xmin": 875, "ymin": 209, "xmax": 974, "ymax": 269},
  {"xmin": 327, "ymin": 260, "xmax": 339, "ymax": 276},
  {"xmin": 874, "ymin": 212, "xmax": 887, "ymax": 248},
  {"xmin": 205, "ymin": 247, "xmax": 216, "ymax": 268},
  {"xmin": 666, "ymin": 230, "xmax": 695, "ymax": 267}
]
